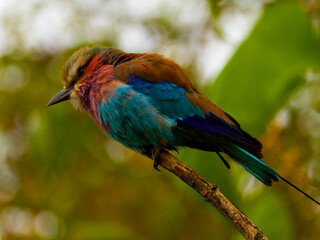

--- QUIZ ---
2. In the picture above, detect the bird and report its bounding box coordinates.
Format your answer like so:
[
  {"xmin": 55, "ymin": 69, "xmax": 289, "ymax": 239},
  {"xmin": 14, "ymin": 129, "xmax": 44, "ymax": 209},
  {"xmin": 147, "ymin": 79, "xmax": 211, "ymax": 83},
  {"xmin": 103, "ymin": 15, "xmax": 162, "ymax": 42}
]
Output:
[{"xmin": 48, "ymin": 45, "xmax": 319, "ymax": 205}]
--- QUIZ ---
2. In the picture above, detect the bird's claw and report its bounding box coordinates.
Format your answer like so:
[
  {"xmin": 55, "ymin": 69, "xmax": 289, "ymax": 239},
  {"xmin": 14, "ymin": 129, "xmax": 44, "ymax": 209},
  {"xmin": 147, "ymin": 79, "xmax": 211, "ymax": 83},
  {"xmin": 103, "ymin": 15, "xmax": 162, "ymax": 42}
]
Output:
[
  {"xmin": 153, "ymin": 160, "xmax": 160, "ymax": 171},
  {"xmin": 141, "ymin": 146, "xmax": 162, "ymax": 171},
  {"xmin": 152, "ymin": 147, "xmax": 161, "ymax": 171}
]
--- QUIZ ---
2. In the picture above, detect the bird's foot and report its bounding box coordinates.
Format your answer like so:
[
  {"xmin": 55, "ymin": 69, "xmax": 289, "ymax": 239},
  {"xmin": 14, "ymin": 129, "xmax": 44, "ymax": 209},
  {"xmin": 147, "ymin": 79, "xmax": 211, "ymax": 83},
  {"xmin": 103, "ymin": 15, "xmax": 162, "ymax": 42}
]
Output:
[
  {"xmin": 140, "ymin": 146, "xmax": 162, "ymax": 171},
  {"xmin": 152, "ymin": 147, "xmax": 162, "ymax": 171}
]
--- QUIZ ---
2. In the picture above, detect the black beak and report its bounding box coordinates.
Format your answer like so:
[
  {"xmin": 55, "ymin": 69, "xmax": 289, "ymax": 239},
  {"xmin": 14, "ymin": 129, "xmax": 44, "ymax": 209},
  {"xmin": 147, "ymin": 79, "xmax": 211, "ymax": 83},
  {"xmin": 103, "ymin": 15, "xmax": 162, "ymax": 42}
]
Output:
[{"xmin": 48, "ymin": 87, "xmax": 72, "ymax": 106}]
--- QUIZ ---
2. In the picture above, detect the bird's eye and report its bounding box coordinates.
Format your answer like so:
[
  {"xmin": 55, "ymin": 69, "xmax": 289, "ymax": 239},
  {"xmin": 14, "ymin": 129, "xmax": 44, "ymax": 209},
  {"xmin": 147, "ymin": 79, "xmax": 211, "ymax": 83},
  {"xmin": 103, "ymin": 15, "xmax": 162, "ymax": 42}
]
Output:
[{"xmin": 78, "ymin": 66, "xmax": 86, "ymax": 76}]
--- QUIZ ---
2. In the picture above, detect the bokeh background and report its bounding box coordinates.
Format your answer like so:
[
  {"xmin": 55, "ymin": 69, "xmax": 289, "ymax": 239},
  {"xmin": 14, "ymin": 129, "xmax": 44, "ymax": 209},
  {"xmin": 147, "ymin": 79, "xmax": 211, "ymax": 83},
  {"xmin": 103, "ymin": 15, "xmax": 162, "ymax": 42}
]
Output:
[{"xmin": 0, "ymin": 0, "xmax": 320, "ymax": 239}]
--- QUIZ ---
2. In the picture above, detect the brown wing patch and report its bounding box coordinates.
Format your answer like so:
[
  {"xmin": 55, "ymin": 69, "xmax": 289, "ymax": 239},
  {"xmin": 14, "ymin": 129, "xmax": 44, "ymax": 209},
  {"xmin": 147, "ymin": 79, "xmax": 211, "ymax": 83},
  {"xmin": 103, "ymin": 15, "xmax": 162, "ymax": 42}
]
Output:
[{"xmin": 114, "ymin": 54, "xmax": 197, "ymax": 93}]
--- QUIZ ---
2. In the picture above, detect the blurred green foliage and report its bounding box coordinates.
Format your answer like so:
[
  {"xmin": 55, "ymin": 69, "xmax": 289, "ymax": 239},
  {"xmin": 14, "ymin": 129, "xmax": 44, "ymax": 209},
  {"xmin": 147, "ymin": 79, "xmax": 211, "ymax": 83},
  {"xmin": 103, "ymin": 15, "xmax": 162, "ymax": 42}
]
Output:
[
  {"xmin": 0, "ymin": 1, "xmax": 319, "ymax": 240},
  {"xmin": 209, "ymin": 2, "xmax": 320, "ymax": 136}
]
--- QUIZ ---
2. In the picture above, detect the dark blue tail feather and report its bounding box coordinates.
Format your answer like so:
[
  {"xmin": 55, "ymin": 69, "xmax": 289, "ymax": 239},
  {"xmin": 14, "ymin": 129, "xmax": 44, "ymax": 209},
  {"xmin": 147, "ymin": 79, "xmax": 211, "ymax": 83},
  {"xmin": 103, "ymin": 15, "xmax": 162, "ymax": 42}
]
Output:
[
  {"xmin": 222, "ymin": 142, "xmax": 320, "ymax": 205},
  {"xmin": 222, "ymin": 142, "xmax": 279, "ymax": 186}
]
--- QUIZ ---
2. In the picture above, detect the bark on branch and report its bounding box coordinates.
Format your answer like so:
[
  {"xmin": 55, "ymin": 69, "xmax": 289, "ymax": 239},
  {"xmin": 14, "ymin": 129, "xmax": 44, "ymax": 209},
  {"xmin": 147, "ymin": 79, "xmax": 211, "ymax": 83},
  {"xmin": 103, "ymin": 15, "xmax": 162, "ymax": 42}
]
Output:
[{"xmin": 148, "ymin": 150, "xmax": 268, "ymax": 240}]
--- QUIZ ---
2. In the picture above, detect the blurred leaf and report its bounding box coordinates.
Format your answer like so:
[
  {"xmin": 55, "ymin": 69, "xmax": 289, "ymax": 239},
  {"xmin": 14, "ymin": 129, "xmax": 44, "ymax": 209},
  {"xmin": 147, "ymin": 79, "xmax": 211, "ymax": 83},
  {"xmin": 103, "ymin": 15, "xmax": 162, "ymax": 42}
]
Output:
[
  {"xmin": 206, "ymin": 2, "xmax": 320, "ymax": 136},
  {"xmin": 207, "ymin": 0, "xmax": 225, "ymax": 37},
  {"xmin": 207, "ymin": 0, "xmax": 222, "ymax": 17}
]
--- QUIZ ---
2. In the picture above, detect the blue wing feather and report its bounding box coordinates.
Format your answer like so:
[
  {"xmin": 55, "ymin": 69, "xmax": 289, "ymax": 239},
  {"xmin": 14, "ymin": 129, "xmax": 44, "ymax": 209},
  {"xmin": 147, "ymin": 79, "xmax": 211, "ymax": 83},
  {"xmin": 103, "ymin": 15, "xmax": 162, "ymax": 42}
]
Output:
[{"xmin": 128, "ymin": 76, "xmax": 205, "ymax": 119}]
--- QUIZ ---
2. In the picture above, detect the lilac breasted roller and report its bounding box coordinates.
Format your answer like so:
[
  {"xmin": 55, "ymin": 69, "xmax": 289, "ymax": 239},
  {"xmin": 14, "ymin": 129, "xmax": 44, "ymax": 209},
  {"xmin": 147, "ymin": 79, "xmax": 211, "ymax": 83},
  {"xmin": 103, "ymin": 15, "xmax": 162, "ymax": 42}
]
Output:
[{"xmin": 48, "ymin": 46, "xmax": 319, "ymax": 205}]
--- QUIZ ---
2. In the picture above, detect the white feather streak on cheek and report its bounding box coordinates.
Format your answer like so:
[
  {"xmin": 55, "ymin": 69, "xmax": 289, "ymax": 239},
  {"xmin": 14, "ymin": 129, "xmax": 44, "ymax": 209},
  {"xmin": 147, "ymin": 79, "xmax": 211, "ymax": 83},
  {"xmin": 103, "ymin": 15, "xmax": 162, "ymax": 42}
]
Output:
[{"xmin": 69, "ymin": 90, "xmax": 83, "ymax": 111}]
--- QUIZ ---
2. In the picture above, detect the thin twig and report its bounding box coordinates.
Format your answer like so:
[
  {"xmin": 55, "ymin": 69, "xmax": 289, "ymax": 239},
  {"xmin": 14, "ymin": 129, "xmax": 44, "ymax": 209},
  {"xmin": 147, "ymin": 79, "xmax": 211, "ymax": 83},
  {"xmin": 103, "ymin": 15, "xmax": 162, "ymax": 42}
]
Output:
[{"xmin": 148, "ymin": 150, "xmax": 268, "ymax": 240}]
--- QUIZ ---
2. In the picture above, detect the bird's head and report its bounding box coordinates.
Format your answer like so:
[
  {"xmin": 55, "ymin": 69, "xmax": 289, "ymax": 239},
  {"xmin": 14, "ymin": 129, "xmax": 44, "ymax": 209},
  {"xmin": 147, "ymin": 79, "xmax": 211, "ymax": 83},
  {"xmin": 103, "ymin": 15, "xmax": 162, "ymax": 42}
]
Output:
[
  {"xmin": 48, "ymin": 46, "xmax": 101, "ymax": 108},
  {"xmin": 48, "ymin": 45, "xmax": 124, "ymax": 109}
]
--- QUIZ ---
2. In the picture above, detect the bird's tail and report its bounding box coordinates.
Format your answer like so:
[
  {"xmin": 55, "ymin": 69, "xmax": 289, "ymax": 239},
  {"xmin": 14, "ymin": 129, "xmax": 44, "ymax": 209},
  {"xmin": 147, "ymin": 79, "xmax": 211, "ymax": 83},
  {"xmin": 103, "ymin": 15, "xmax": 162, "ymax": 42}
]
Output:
[
  {"xmin": 221, "ymin": 142, "xmax": 279, "ymax": 186},
  {"xmin": 221, "ymin": 142, "xmax": 320, "ymax": 205}
]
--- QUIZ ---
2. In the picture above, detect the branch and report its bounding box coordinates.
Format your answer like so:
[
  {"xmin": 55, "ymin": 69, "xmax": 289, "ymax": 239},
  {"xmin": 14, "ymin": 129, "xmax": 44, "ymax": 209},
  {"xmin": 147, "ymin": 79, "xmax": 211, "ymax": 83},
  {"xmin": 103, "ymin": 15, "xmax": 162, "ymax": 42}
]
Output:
[{"xmin": 150, "ymin": 150, "xmax": 268, "ymax": 240}]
